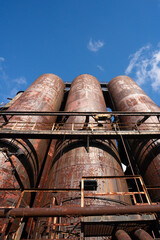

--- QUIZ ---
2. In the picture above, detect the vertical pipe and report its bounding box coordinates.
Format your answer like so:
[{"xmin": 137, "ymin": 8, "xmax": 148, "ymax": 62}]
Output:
[
  {"xmin": 0, "ymin": 74, "xmax": 64, "ymax": 232},
  {"xmin": 34, "ymin": 139, "xmax": 57, "ymax": 208},
  {"xmin": 108, "ymin": 75, "xmax": 160, "ymax": 201},
  {"xmin": 26, "ymin": 140, "xmax": 57, "ymax": 237}
]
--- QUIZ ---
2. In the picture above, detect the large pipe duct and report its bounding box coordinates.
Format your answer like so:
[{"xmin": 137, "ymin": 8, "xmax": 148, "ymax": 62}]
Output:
[
  {"xmin": 1, "ymin": 204, "xmax": 160, "ymax": 217},
  {"xmin": 108, "ymin": 75, "xmax": 160, "ymax": 201},
  {"xmin": 0, "ymin": 74, "xmax": 64, "ymax": 231}
]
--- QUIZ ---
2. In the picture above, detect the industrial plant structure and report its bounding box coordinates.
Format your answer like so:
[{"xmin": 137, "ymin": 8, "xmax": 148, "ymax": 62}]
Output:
[{"xmin": 0, "ymin": 73, "xmax": 159, "ymax": 239}]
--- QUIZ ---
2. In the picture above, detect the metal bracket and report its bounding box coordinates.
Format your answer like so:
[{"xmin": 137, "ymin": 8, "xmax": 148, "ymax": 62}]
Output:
[
  {"xmin": 61, "ymin": 115, "xmax": 69, "ymax": 123},
  {"xmin": 86, "ymin": 135, "xmax": 89, "ymax": 153},
  {"xmin": 2, "ymin": 115, "xmax": 8, "ymax": 123},
  {"xmin": 83, "ymin": 116, "xmax": 90, "ymax": 129},
  {"xmin": 136, "ymin": 116, "xmax": 150, "ymax": 127}
]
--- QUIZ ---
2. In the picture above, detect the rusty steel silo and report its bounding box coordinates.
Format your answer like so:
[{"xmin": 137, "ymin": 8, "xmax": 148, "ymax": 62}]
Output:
[
  {"xmin": 46, "ymin": 74, "xmax": 131, "ymax": 239},
  {"xmin": 108, "ymin": 75, "xmax": 160, "ymax": 202},
  {"xmin": 0, "ymin": 73, "xmax": 64, "ymax": 233}
]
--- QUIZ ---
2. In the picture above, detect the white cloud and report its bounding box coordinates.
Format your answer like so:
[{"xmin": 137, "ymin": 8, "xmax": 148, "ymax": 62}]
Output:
[
  {"xmin": 125, "ymin": 45, "xmax": 150, "ymax": 75},
  {"xmin": 13, "ymin": 77, "xmax": 27, "ymax": 85},
  {"xmin": 0, "ymin": 102, "xmax": 5, "ymax": 106},
  {"xmin": 10, "ymin": 88, "xmax": 19, "ymax": 98},
  {"xmin": 87, "ymin": 38, "xmax": 104, "ymax": 52},
  {"xmin": 148, "ymin": 51, "xmax": 160, "ymax": 91},
  {"xmin": 0, "ymin": 57, "xmax": 5, "ymax": 62},
  {"xmin": 97, "ymin": 65, "xmax": 104, "ymax": 71},
  {"xmin": 0, "ymin": 57, "xmax": 27, "ymax": 102},
  {"xmin": 0, "ymin": 57, "xmax": 5, "ymax": 71},
  {"xmin": 0, "ymin": 57, "xmax": 8, "ymax": 81},
  {"xmin": 125, "ymin": 44, "xmax": 160, "ymax": 92}
]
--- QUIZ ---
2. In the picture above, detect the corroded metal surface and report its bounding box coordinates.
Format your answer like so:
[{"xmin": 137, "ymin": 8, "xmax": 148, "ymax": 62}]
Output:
[
  {"xmin": 0, "ymin": 111, "xmax": 160, "ymax": 117},
  {"xmin": 51, "ymin": 74, "xmax": 130, "ymax": 206},
  {"xmin": 108, "ymin": 76, "xmax": 160, "ymax": 202},
  {"xmin": 44, "ymin": 74, "xmax": 131, "ymax": 239},
  {"xmin": 0, "ymin": 126, "xmax": 159, "ymax": 139},
  {"xmin": 34, "ymin": 140, "xmax": 57, "ymax": 208},
  {"xmin": 0, "ymin": 74, "xmax": 64, "ymax": 233},
  {"xmin": 114, "ymin": 230, "xmax": 132, "ymax": 240},
  {"xmin": 0, "ymin": 204, "xmax": 160, "ymax": 217},
  {"xmin": 134, "ymin": 229, "xmax": 154, "ymax": 240},
  {"xmin": 26, "ymin": 140, "xmax": 58, "ymax": 238}
]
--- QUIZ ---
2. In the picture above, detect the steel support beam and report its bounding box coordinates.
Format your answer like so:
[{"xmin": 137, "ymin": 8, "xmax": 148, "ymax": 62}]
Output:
[
  {"xmin": 0, "ymin": 111, "xmax": 160, "ymax": 117},
  {"xmin": 0, "ymin": 129, "xmax": 159, "ymax": 139}
]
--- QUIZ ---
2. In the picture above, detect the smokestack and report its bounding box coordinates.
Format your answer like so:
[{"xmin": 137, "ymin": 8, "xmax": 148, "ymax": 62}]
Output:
[{"xmin": 108, "ymin": 75, "xmax": 160, "ymax": 201}]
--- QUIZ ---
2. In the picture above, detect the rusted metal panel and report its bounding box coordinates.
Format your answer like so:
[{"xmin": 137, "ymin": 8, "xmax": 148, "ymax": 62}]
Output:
[
  {"xmin": 0, "ymin": 74, "xmax": 64, "ymax": 233},
  {"xmin": 108, "ymin": 76, "xmax": 160, "ymax": 202}
]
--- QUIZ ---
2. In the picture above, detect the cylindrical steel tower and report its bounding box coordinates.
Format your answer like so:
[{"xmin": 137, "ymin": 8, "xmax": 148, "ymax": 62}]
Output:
[
  {"xmin": 1, "ymin": 73, "xmax": 158, "ymax": 239},
  {"xmin": 0, "ymin": 73, "xmax": 64, "ymax": 232},
  {"xmin": 43, "ymin": 75, "xmax": 131, "ymax": 239},
  {"xmin": 108, "ymin": 75, "xmax": 160, "ymax": 201},
  {"xmin": 51, "ymin": 74, "xmax": 130, "ymax": 206}
]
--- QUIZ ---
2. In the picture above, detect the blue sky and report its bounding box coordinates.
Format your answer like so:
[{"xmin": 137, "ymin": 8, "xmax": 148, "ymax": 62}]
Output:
[{"xmin": 0, "ymin": 0, "xmax": 160, "ymax": 106}]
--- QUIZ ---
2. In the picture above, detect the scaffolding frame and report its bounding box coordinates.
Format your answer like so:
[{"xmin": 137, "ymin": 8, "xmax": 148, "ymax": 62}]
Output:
[{"xmin": 0, "ymin": 107, "xmax": 160, "ymax": 239}]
